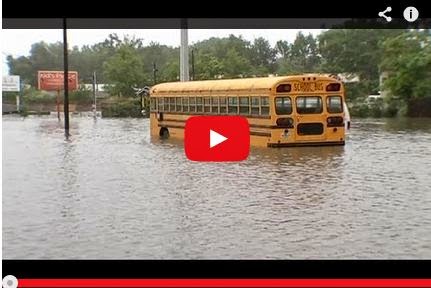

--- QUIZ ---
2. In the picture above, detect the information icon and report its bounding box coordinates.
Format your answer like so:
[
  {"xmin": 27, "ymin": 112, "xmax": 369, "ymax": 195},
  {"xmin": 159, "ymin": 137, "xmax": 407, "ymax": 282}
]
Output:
[{"xmin": 403, "ymin": 6, "xmax": 419, "ymax": 22}]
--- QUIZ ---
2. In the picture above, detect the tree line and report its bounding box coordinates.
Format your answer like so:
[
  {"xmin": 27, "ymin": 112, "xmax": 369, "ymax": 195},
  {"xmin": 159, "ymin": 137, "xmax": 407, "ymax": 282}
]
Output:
[{"xmin": 6, "ymin": 29, "xmax": 431, "ymax": 116}]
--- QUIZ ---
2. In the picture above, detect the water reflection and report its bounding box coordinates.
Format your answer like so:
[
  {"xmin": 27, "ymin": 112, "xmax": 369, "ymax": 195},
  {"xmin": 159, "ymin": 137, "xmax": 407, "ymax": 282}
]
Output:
[
  {"xmin": 384, "ymin": 117, "xmax": 431, "ymax": 133},
  {"xmin": 2, "ymin": 115, "xmax": 431, "ymax": 259},
  {"xmin": 357, "ymin": 117, "xmax": 431, "ymax": 133},
  {"xmin": 251, "ymin": 145, "xmax": 345, "ymax": 165}
]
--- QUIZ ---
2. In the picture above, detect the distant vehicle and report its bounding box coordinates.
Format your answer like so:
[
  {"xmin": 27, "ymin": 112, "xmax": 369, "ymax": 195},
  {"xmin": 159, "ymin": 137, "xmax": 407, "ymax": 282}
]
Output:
[
  {"xmin": 148, "ymin": 74, "xmax": 348, "ymax": 147},
  {"xmin": 367, "ymin": 91, "xmax": 383, "ymax": 103}
]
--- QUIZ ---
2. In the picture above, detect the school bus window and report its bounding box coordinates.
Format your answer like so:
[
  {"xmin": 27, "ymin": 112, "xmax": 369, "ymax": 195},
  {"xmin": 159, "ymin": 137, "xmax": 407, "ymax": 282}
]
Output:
[
  {"xmin": 161, "ymin": 98, "xmax": 166, "ymax": 111},
  {"xmin": 220, "ymin": 97, "xmax": 227, "ymax": 114},
  {"xmin": 327, "ymin": 96, "xmax": 343, "ymax": 113},
  {"xmin": 169, "ymin": 97, "xmax": 175, "ymax": 111},
  {"xmin": 228, "ymin": 97, "xmax": 238, "ymax": 114},
  {"xmin": 204, "ymin": 97, "xmax": 211, "ymax": 113},
  {"xmin": 296, "ymin": 96, "xmax": 323, "ymax": 114},
  {"xmin": 239, "ymin": 97, "xmax": 250, "ymax": 115},
  {"xmin": 275, "ymin": 97, "xmax": 292, "ymax": 115},
  {"xmin": 176, "ymin": 97, "xmax": 182, "ymax": 112},
  {"xmin": 157, "ymin": 98, "xmax": 164, "ymax": 112},
  {"xmin": 261, "ymin": 96, "xmax": 269, "ymax": 115},
  {"xmin": 211, "ymin": 97, "xmax": 219, "ymax": 114},
  {"xmin": 196, "ymin": 97, "xmax": 203, "ymax": 112},
  {"xmin": 156, "ymin": 97, "xmax": 164, "ymax": 111},
  {"xmin": 189, "ymin": 97, "xmax": 196, "ymax": 112},
  {"xmin": 164, "ymin": 97, "xmax": 169, "ymax": 111},
  {"xmin": 182, "ymin": 97, "xmax": 189, "ymax": 112},
  {"xmin": 150, "ymin": 98, "xmax": 156, "ymax": 112},
  {"xmin": 251, "ymin": 97, "xmax": 260, "ymax": 115}
]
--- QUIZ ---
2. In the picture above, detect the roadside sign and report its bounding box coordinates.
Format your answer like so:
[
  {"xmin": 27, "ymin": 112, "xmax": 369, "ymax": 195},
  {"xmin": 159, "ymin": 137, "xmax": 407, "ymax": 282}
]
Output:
[
  {"xmin": 38, "ymin": 71, "xmax": 78, "ymax": 91},
  {"xmin": 2, "ymin": 75, "xmax": 21, "ymax": 92}
]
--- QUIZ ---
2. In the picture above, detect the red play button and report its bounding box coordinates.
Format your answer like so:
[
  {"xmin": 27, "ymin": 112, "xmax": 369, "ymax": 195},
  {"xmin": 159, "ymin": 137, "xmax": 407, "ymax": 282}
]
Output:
[{"xmin": 184, "ymin": 116, "xmax": 250, "ymax": 162}]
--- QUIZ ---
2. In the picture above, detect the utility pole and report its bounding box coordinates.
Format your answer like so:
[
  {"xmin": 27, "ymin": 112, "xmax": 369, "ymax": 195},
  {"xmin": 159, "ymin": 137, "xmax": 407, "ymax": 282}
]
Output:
[
  {"xmin": 56, "ymin": 89, "xmax": 60, "ymax": 120},
  {"xmin": 92, "ymin": 71, "xmax": 97, "ymax": 119},
  {"xmin": 63, "ymin": 18, "xmax": 70, "ymax": 136},
  {"xmin": 18, "ymin": 79, "xmax": 24, "ymax": 112},
  {"xmin": 180, "ymin": 18, "xmax": 189, "ymax": 82},
  {"xmin": 191, "ymin": 49, "xmax": 195, "ymax": 81},
  {"xmin": 153, "ymin": 62, "xmax": 158, "ymax": 85}
]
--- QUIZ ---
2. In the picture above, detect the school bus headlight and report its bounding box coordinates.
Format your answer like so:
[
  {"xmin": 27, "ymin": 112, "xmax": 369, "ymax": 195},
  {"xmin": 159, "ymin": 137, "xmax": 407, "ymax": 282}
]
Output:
[
  {"xmin": 326, "ymin": 83, "xmax": 341, "ymax": 91},
  {"xmin": 276, "ymin": 117, "xmax": 294, "ymax": 128}
]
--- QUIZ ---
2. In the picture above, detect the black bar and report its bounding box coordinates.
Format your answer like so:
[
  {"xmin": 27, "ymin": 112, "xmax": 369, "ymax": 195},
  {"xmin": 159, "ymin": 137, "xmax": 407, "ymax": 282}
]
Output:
[
  {"xmin": 1, "ymin": 0, "xmax": 430, "ymax": 18},
  {"xmin": 2, "ymin": 260, "xmax": 431, "ymax": 279},
  {"xmin": 63, "ymin": 18, "xmax": 69, "ymax": 136},
  {"xmin": 3, "ymin": 18, "xmax": 430, "ymax": 29}
]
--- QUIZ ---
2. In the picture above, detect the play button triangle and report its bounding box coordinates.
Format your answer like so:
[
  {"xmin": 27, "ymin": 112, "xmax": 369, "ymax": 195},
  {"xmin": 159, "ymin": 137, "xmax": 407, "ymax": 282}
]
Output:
[{"xmin": 210, "ymin": 129, "xmax": 228, "ymax": 148}]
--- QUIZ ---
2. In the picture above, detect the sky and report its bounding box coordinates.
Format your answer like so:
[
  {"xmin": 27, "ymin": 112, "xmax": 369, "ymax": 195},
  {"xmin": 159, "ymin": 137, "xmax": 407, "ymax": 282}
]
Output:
[{"xmin": 2, "ymin": 29, "xmax": 323, "ymax": 75}]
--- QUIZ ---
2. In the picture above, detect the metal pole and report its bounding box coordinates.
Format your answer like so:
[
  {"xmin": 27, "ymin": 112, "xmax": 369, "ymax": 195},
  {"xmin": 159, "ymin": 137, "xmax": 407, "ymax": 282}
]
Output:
[
  {"xmin": 56, "ymin": 89, "xmax": 60, "ymax": 120},
  {"xmin": 63, "ymin": 18, "xmax": 70, "ymax": 136},
  {"xmin": 153, "ymin": 62, "xmax": 157, "ymax": 85},
  {"xmin": 93, "ymin": 71, "xmax": 97, "ymax": 119},
  {"xmin": 191, "ymin": 49, "xmax": 195, "ymax": 81},
  {"xmin": 180, "ymin": 19, "xmax": 189, "ymax": 82},
  {"xmin": 16, "ymin": 80, "xmax": 20, "ymax": 112},
  {"xmin": 17, "ymin": 79, "xmax": 23, "ymax": 112},
  {"xmin": 16, "ymin": 95, "xmax": 20, "ymax": 112}
]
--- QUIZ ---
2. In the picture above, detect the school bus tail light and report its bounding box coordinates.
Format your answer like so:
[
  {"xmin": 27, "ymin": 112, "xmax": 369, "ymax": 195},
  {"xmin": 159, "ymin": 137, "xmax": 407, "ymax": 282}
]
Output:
[
  {"xmin": 326, "ymin": 83, "xmax": 341, "ymax": 91},
  {"xmin": 276, "ymin": 117, "xmax": 294, "ymax": 128},
  {"xmin": 327, "ymin": 116, "xmax": 344, "ymax": 127}
]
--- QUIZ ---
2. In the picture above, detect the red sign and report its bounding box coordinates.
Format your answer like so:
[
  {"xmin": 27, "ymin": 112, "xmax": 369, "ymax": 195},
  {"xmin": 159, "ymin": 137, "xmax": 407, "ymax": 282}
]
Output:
[
  {"xmin": 38, "ymin": 71, "xmax": 78, "ymax": 91},
  {"xmin": 184, "ymin": 116, "xmax": 249, "ymax": 162}
]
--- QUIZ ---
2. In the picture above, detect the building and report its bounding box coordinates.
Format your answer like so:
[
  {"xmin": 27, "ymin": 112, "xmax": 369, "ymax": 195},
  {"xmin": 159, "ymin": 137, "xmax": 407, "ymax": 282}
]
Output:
[{"xmin": 80, "ymin": 84, "xmax": 110, "ymax": 98}]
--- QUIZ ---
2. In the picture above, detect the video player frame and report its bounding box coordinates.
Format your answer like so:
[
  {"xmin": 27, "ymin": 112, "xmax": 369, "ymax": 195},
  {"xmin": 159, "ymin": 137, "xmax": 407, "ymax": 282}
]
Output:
[{"xmin": 2, "ymin": 0, "xmax": 431, "ymax": 284}]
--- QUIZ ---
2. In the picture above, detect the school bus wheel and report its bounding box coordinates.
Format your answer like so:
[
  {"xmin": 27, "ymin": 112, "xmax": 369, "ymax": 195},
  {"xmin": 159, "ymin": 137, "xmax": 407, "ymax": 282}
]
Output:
[{"xmin": 159, "ymin": 127, "xmax": 169, "ymax": 139}]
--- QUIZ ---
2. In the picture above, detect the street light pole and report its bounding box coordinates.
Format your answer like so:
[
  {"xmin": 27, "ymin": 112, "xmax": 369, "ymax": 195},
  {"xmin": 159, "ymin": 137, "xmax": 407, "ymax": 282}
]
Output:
[{"xmin": 63, "ymin": 18, "xmax": 70, "ymax": 136}]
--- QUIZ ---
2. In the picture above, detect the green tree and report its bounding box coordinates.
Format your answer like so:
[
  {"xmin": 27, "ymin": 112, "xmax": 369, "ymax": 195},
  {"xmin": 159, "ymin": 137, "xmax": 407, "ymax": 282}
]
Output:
[
  {"xmin": 103, "ymin": 43, "xmax": 147, "ymax": 97},
  {"xmin": 162, "ymin": 49, "xmax": 180, "ymax": 82},
  {"xmin": 7, "ymin": 41, "xmax": 64, "ymax": 86},
  {"xmin": 7, "ymin": 55, "xmax": 34, "ymax": 85},
  {"xmin": 192, "ymin": 35, "xmax": 253, "ymax": 79},
  {"xmin": 318, "ymin": 29, "xmax": 403, "ymax": 92},
  {"xmin": 317, "ymin": 29, "xmax": 405, "ymax": 105},
  {"xmin": 195, "ymin": 53, "xmax": 224, "ymax": 79},
  {"xmin": 249, "ymin": 37, "xmax": 277, "ymax": 75},
  {"xmin": 139, "ymin": 42, "xmax": 179, "ymax": 83},
  {"xmin": 223, "ymin": 48, "xmax": 252, "ymax": 77},
  {"xmin": 6, "ymin": 34, "xmax": 133, "ymax": 87},
  {"xmin": 276, "ymin": 32, "xmax": 321, "ymax": 75},
  {"xmin": 380, "ymin": 30, "xmax": 431, "ymax": 102},
  {"xmin": 275, "ymin": 40, "xmax": 290, "ymax": 58}
]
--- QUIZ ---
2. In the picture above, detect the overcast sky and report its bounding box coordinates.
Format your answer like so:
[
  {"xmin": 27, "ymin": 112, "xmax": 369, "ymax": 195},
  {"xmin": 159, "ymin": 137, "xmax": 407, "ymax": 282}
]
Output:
[{"xmin": 2, "ymin": 29, "xmax": 323, "ymax": 75}]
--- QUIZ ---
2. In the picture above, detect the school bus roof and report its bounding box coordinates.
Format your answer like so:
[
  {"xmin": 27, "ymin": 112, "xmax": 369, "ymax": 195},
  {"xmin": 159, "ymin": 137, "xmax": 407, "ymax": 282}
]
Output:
[{"xmin": 150, "ymin": 74, "xmax": 339, "ymax": 95}]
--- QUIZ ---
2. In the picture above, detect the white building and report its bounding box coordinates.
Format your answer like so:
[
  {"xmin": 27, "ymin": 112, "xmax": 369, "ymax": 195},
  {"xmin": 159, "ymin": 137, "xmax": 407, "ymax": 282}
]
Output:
[{"xmin": 80, "ymin": 84, "xmax": 111, "ymax": 97}]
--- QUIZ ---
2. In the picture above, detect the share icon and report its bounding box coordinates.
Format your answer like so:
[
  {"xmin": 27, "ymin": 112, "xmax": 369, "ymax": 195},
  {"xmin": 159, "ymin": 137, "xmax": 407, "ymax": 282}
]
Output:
[{"xmin": 378, "ymin": 6, "xmax": 392, "ymax": 22}]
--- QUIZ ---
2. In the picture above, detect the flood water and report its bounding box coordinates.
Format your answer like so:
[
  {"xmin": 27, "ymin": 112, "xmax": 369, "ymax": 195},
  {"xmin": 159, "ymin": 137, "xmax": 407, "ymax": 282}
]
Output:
[{"xmin": 3, "ymin": 115, "xmax": 431, "ymax": 258}]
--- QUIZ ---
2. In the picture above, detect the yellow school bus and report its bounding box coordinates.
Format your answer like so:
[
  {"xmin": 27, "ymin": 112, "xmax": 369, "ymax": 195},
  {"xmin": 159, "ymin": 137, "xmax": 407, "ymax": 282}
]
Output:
[{"xmin": 149, "ymin": 74, "xmax": 346, "ymax": 147}]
